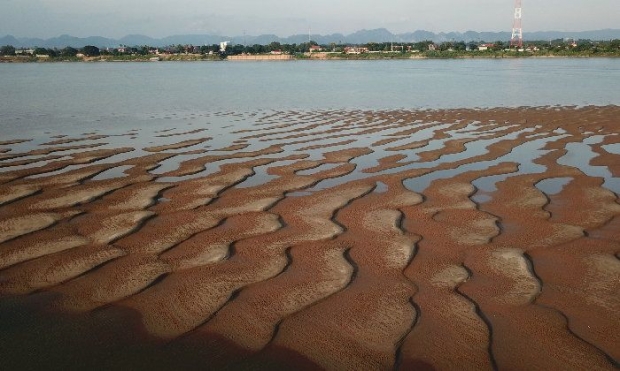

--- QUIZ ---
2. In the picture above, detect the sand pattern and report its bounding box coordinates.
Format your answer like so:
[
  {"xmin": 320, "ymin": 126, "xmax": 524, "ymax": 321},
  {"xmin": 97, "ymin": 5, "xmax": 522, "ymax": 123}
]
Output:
[{"xmin": 0, "ymin": 107, "xmax": 619, "ymax": 369}]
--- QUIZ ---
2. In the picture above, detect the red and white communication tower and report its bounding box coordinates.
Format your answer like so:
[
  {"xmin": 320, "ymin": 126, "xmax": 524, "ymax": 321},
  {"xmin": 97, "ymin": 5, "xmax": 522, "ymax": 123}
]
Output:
[{"xmin": 510, "ymin": 0, "xmax": 523, "ymax": 48}]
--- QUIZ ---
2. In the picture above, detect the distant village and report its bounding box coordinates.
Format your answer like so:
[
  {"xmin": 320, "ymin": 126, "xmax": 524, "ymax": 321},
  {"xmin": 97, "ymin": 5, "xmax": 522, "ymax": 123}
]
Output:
[{"xmin": 1, "ymin": 38, "xmax": 619, "ymax": 61}]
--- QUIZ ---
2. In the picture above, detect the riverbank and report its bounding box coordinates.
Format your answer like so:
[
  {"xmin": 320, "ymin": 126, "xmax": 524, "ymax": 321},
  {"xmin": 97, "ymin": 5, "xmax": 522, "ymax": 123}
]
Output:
[{"xmin": 2, "ymin": 50, "xmax": 619, "ymax": 63}]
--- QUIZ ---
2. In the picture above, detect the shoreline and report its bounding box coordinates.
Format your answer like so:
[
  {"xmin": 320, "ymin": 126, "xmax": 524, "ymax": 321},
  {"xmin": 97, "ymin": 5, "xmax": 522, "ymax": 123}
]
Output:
[{"xmin": 2, "ymin": 52, "xmax": 620, "ymax": 63}]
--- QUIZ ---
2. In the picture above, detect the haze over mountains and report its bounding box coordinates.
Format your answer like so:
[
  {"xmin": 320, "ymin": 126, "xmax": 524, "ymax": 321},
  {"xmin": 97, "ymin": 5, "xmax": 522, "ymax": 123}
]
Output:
[{"xmin": 2, "ymin": 28, "xmax": 620, "ymax": 48}]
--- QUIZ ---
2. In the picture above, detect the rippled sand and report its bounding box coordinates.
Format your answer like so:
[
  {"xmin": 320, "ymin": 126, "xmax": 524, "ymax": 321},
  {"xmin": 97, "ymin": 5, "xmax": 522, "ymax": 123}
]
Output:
[{"xmin": 1, "ymin": 107, "xmax": 619, "ymax": 370}]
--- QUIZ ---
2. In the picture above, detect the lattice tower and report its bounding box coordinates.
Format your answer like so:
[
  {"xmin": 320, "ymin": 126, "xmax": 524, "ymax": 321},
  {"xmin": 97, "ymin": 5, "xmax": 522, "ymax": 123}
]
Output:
[{"xmin": 511, "ymin": 0, "xmax": 523, "ymax": 48}]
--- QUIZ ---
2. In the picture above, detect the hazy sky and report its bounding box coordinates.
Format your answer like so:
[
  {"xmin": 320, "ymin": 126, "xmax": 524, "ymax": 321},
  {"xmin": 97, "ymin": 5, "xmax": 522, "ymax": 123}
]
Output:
[{"xmin": 1, "ymin": 0, "xmax": 618, "ymax": 38}]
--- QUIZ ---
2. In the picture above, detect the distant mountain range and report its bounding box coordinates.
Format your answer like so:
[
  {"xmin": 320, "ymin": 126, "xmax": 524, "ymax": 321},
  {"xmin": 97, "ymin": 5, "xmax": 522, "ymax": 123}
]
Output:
[{"xmin": 2, "ymin": 28, "xmax": 620, "ymax": 48}]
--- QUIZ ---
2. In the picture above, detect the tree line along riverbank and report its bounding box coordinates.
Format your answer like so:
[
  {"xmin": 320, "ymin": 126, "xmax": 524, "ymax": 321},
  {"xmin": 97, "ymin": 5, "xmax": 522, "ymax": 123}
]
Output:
[{"xmin": 1, "ymin": 39, "xmax": 619, "ymax": 62}]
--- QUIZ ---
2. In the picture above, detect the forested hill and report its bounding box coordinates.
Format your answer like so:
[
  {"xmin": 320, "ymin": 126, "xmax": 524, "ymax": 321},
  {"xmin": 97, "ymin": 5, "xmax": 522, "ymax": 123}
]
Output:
[{"xmin": 2, "ymin": 28, "xmax": 620, "ymax": 48}]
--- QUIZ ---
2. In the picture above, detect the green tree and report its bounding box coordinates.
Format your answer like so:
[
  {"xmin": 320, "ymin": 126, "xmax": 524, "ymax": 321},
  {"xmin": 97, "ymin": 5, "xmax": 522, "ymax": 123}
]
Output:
[
  {"xmin": 492, "ymin": 41, "xmax": 505, "ymax": 51},
  {"xmin": 602, "ymin": 39, "xmax": 620, "ymax": 52},
  {"xmin": 282, "ymin": 43, "xmax": 296, "ymax": 54},
  {"xmin": 33, "ymin": 47, "xmax": 48, "ymax": 55},
  {"xmin": 61, "ymin": 46, "xmax": 78, "ymax": 57},
  {"xmin": 413, "ymin": 41, "xmax": 433, "ymax": 51},
  {"xmin": 249, "ymin": 45, "xmax": 257, "ymax": 53},
  {"xmin": 82, "ymin": 45, "xmax": 100, "ymax": 56},
  {"xmin": 268, "ymin": 41, "xmax": 282, "ymax": 52},
  {"xmin": 0, "ymin": 45, "xmax": 16, "ymax": 56},
  {"xmin": 454, "ymin": 41, "xmax": 467, "ymax": 51},
  {"xmin": 229, "ymin": 44, "xmax": 244, "ymax": 55},
  {"xmin": 439, "ymin": 42, "xmax": 453, "ymax": 51}
]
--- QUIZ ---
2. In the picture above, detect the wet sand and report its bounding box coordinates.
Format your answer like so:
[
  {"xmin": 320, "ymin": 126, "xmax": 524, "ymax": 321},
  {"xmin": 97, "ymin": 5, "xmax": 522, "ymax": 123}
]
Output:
[{"xmin": 0, "ymin": 106, "xmax": 619, "ymax": 370}]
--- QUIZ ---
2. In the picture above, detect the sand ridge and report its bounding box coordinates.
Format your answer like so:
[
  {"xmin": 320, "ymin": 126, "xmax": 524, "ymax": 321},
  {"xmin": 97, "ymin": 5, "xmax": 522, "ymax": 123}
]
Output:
[{"xmin": 0, "ymin": 106, "xmax": 619, "ymax": 370}]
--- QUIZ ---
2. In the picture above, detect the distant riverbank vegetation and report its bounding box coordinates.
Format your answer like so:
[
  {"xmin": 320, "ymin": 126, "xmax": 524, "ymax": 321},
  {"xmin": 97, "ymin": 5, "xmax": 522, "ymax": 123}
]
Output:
[{"xmin": 2, "ymin": 39, "xmax": 619, "ymax": 62}]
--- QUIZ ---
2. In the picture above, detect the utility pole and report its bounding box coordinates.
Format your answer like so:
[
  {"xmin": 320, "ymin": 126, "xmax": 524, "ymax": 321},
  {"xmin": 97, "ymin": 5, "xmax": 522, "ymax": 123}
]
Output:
[{"xmin": 510, "ymin": 0, "xmax": 523, "ymax": 48}]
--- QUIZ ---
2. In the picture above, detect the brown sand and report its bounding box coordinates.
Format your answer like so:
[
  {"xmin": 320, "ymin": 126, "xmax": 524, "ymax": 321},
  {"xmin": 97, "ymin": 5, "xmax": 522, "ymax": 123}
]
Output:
[{"xmin": 0, "ymin": 106, "xmax": 619, "ymax": 370}]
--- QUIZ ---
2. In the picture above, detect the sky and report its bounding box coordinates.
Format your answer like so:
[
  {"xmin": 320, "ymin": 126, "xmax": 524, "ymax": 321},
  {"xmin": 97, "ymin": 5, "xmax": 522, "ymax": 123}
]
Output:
[{"xmin": 1, "ymin": 0, "xmax": 618, "ymax": 39}]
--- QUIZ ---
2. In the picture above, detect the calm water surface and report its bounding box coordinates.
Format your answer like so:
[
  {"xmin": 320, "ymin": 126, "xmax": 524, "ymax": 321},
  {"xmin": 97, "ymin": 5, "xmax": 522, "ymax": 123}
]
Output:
[
  {"xmin": 1, "ymin": 58, "xmax": 619, "ymax": 196},
  {"xmin": 1, "ymin": 58, "xmax": 619, "ymax": 138}
]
